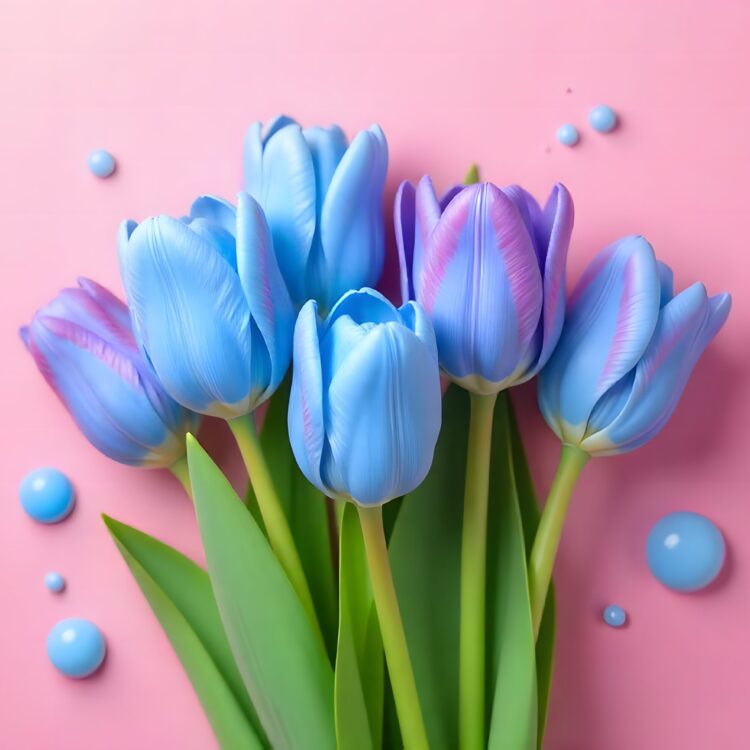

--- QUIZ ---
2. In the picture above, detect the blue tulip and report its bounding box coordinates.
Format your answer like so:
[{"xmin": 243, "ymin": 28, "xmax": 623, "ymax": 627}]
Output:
[
  {"xmin": 288, "ymin": 288, "xmax": 441, "ymax": 505},
  {"xmin": 396, "ymin": 177, "xmax": 574, "ymax": 394},
  {"xmin": 538, "ymin": 235, "xmax": 731, "ymax": 455},
  {"xmin": 119, "ymin": 192, "xmax": 295, "ymax": 418},
  {"xmin": 21, "ymin": 279, "xmax": 199, "ymax": 467},
  {"xmin": 244, "ymin": 115, "xmax": 388, "ymax": 312}
]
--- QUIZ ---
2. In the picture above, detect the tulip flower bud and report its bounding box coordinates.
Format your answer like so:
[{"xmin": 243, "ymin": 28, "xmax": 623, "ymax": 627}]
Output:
[
  {"xmin": 21, "ymin": 279, "xmax": 199, "ymax": 467},
  {"xmin": 538, "ymin": 235, "xmax": 731, "ymax": 455},
  {"xmin": 119, "ymin": 192, "xmax": 295, "ymax": 419},
  {"xmin": 396, "ymin": 177, "xmax": 573, "ymax": 395},
  {"xmin": 288, "ymin": 288, "xmax": 441, "ymax": 505},
  {"xmin": 244, "ymin": 115, "xmax": 388, "ymax": 312}
]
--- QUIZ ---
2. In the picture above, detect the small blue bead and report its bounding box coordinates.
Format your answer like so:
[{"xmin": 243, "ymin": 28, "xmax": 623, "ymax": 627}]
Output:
[
  {"xmin": 603, "ymin": 605, "xmax": 627, "ymax": 627},
  {"xmin": 47, "ymin": 618, "xmax": 106, "ymax": 679},
  {"xmin": 19, "ymin": 468, "xmax": 75, "ymax": 524},
  {"xmin": 589, "ymin": 105, "xmax": 618, "ymax": 133},
  {"xmin": 647, "ymin": 511, "xmax": 725, "ymax": 592},
  {"xmin": 87, "ymin": 149, "xmax": 116, "ymax": 178},
  {"xmin": 556, "ymin": 124, "xmax": 579, "ymax": 147},
  {"xmin": 45, "ymin": 572, "xmax": 66, "ymax": 593}
]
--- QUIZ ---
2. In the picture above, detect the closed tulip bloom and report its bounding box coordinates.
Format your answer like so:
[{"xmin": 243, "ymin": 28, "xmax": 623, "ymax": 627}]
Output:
[
  {"xmin": 21, "ymin": 279, "xmax": 199, "ymax": 467},
  {"xmin": 244, "ymin": 115, "xmax": 388, "ymax": 312},
  {"xmin": 119, "ymin": 192, "xmax": 294, "ymax": 419},
  {"xmin": 288, "ymin": 288, "xmax": 441, "ymax": 506},
  {"xmin": 396, "ymin": 176, "xmax": 573, "ymax": 394},
  {"xmin": 538, "ymin": 235, "xmax": 732, "ymax": 456}
]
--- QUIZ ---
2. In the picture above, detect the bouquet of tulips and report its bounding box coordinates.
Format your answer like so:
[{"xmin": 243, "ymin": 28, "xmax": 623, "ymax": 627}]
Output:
[{"xmin": 22, "ymin": 116, "xmax": 730, "ymax": 750}]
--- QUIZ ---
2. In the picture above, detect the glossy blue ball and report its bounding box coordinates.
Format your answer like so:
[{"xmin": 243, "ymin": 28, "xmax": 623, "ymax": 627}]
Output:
[
  {"xmin": 47, "ymin": 618, "xmax": 106, "ymax": 678},
  {"xmin": 603, "ymin": 604, "xmax": 627, "ymax": 627},
  {"xmin": 87, "ymin": 149, "xmax": 116, "ymax": 178},
  {"xmin": 589, "ymin": 105, "xmax": 618, "ymax": 133},
  {"xmin": 45, "ymin": 572, "xmax": 66, "ymax": 593},
  {"xmin": 647, "ymin": 511, "xmax": 725, "ymax": 592},
  {"xmin": 19, "ymin": 468, "xmax": 75, "ymax": 524},
  {"xmin": 556, "ymin": 123, "xmax": 580, "ymax": 147}
]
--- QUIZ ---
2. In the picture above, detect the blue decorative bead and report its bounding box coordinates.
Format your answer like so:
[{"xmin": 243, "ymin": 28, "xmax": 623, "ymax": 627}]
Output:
[
  {"xmin": 647, "ymin": 511, "xmax": 725, "ymax": 592},
  {"xmin": 47, "ymin": 618, "xmax": 106, "ymax": 678},
  {"xmin": 87, "ymin": 149, "xmax": 116, "ymax": 178},
  {"xmin": 603, "ymin": 604, "xmax": 627, "ymax": 627},
  {"xmin": 45, "ymin": 572, "xmax": 66, "ymax": 594},
  {"xmin": 19, "ymin": 468, "xmax": 75, "ymax": 524},
  {"xmin": 589, "ymin": 105, "xmax": 618, "ymax": 133},
  {"xmin": 556, "ymin": 124, "xmax": 580, "ymax": 147}
]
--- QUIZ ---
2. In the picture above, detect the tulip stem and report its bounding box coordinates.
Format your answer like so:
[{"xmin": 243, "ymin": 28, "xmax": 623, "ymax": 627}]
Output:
[
  {"xmin": 459, "ymin": 391, "xmax": 497, "ymax": 750},
  {"xmin": 528, "ymin": 444, "xmax": 589, "ymax": 638},
  {"xmin": 358, "ymin": 505, "xmax": 429, "ymax": 750},
  {"xmin": 169, "ymin": 456, "xmax": 193, "ymax": 497},
  {"xmin": 228, "ymin": 413, "xmax": 324, "ymax": 648}
]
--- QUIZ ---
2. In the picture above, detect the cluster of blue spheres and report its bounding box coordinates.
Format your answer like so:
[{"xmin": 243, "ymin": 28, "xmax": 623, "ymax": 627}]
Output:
[{"xmin": 557, "ymin": 104, "xmax": 618, "ymax": 147}]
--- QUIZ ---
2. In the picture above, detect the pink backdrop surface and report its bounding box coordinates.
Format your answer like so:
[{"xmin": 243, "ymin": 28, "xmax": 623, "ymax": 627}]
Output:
[{"xmin": 2, "ymin": 1, "xmax": 749, "ymax": 748}]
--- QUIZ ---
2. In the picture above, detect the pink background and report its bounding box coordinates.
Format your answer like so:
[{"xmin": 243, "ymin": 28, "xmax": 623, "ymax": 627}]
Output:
[{"xmin": 2, "ymin": 1, "xmax": 749, "ymax": 747}]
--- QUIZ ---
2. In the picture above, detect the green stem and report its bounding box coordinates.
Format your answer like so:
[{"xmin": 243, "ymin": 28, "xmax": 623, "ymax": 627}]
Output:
[
  {"xmin": 528, "ymin": 444, "xmax": 589, "ymax": 638},
  {"xmin": 228, "ymin": 413, "xmax": 324, "ymax": 647},
  {"xmin": 169, "ymin": 456, "xmax": 192, "ymax": 497},
  {"xmin": 358, "ymin": 505, "xmax": 429, "ymax": 750},
  {"xmin": 459, "ymin": 391, "xmax": 497, "ymax": 750}
]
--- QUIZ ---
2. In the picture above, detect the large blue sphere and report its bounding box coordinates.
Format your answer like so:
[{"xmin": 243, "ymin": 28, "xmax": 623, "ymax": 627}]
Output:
[
  {"xmin": 647, "ymin": 511, "xmax": 725, "ymax": 592},
  {"xmin": 589, "ymin": 104, "xmax": 618, "ymax": 133},
  {"xmin": 47, "ymin": 618, "xmax": 106, "ymax": 678},
  {"xmin": 19, "ymin": 468, "xmax": 75, "ymax": 524}
]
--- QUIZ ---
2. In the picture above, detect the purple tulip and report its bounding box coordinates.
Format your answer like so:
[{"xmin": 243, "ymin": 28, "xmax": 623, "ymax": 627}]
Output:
[
  {"xmin": 21, "ymin": 279, "xmax": 199, "ymax": 467},
  {"xmin": 395, "ymin": 177, "xmax": 573, "ymax": 394}
]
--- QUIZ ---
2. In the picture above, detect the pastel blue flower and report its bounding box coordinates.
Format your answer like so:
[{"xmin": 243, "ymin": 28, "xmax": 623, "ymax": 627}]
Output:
[
  {"xmin": 539, "ymin": 235, "xmax": 731, "ymax": 455},
  {"xmin": 288, "ymin": 288, "xmax": 441, "ymax": 506},
  {"xmin": 244, "ymin": 115, "xmax": 388, "ymax": 312},
  {"xmin": 119, "ymin": 192, "xmax": 295, "ymax": 419},
  {"xmin": 21, "ymin": 279, "xmax": 199, "ymax": 467}
]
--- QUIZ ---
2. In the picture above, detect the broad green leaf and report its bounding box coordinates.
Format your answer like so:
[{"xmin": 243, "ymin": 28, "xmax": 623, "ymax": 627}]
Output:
[
  {"xmin": 486, "ymin": 394, "xmax": 537, "ymax": 749},
  {"xmin": 103, "ymin": 516, "xmax": 264, "ymax": 749},
  {"xmin": 248, "ymin": 376, "xmax": 337, "ymax": 658},
  {"xmin": 507, "ymin": 396, "xmax": 557, "ymax": 746},
  {"xmin": 187, "ymin": 435, "xmax": 336, "ymax": 750},
  {"xmin": 334, "ymin": 504, "xmax": 384, "ymax": 750},
  {"xmin": 389, "ymin": 386, "xmax": 466, "ymax": 750}
]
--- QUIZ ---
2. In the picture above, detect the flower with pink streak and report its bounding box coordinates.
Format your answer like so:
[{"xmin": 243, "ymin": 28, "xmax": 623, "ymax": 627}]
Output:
[
  {"xmin": 538, "ymin": 235, "xmax": 731, "ymax": 455},
  {"xmin": 395, "ymin": 177, "xmax": 573, "ymax": 394}
]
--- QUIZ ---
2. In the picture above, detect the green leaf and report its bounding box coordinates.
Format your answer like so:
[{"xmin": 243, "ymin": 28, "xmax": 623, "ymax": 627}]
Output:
[
  {"xmin": 388, "ymin": 386, "xmax": 466, "ymax": 750},
  {"xmin": 486, "ymin": 394, "xmax": 537, "ymax": 750},
  {"xmin": 249, "ymin": 376, "xmax": 337, "ymax": 658},
  {"xmin": 507, "ymin": 396, "xmax": 557, "ymax": 746},
  {"xmin": 103, "ymin": 515, "xmax": 265, "ymax": 750},
  {"xmin": 334, "ymin": 504, "xmax": 384, "ymax": 750},
  {"xmin": 187, "ymin": 435, "xmax": 336, "ymax": 750}
]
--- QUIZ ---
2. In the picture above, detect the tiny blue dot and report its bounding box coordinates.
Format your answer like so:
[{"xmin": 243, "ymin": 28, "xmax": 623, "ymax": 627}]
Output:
[
  {"xmin": 45, "ymin": 572, "xmax": 66, "ymax": 594},
  {"xmin": 87, "ymin": 149, "xmax": 116, "ymax": 178},
  {"xmin": 647, "ymin": 511, "xmax": 725, "ymax": 592},
  {"xmin": 19, "ymin": 468, "xmax": 75, "ymax": 524},
  {"xmin": 556, "ymin": 124, "xmax": 579, "ymax": 147},
  {"xmin": 589, "ymin": 105, "xmax": 618, "ymax": 133},
  {"xmin": 603, "ymin": 605, "xmax": 627, "ymax": 628},
  {"xmin": 47, "ymin": 618, "xmax": 106, "ymax": 679}
]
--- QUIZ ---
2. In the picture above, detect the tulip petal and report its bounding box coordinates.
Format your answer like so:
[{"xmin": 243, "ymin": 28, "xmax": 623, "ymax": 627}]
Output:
[
  {"xmin": 411, "ymin": 176, "xmax": 443, "ymax": 301},
  {"xmin": 326, "ymin": 287, "xmax": 401, "ymax": 329},
  {"xmin": 190, "ymin": 195, "xmax": 237, "ymax": 237},
  {"xmin": 323, "ymin": 323, "xmax": 441, "ymax": 505},
  {"xmin": 582, "ymin": 283, "xmax": 726, "ymax": 454},
  {"xmin": 27, "ymin": 317, "xmax": 180, "ymax": 466},
  {"xmin": 243, "ymin": 116, "xmax": 298, "ymax": 197},
  {"xmin": 422, "ymin": 184, "xmax": 543, "ymax": 389},
  {"xmin": 236, "ymin": 192, "xmax": 295, "ymax": 399},
  {"xmin": 319, "ymin": 125, "xmax": 388, "ymax": 310},
  {"xmin": 76, "ymin": 278, "xmax": 135, "ymax": 343},
  {"xmin": 398, "ymin": 300, "xmax": 438, "ymax": 363},
  {"xmin": 658, "ymin": 261, "xmax": 674, "ymax": 306},
  {"xmin": 120, "ymin": 216, "xmax": 253, "ymax": 416},
  {"xmin": 395, "ymin": 180, "xmax": 417, "ymax": 305},
  {"xmin": 540, "ymin": 235, "xmax": 661, "ymax": 442},
  {"xmin": 288, "ymin": 301, "xmax": 327, "ymax": 492},
  {"xmin": 259, "ymin": 123, "xmax": 316, "ymax": 306}
]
